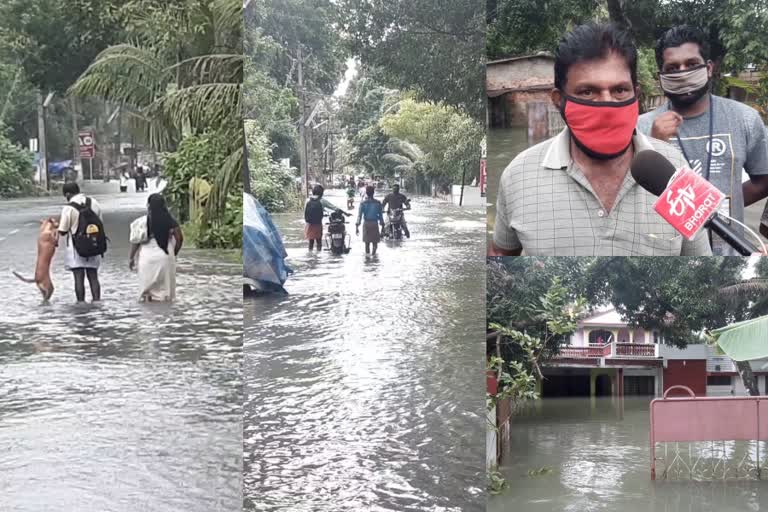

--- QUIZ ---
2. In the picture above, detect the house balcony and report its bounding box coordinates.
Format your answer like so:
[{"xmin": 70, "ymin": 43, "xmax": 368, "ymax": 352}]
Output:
[{"xmin": 555, "ymin": 342, "xmax": 660, "ymax": 360}]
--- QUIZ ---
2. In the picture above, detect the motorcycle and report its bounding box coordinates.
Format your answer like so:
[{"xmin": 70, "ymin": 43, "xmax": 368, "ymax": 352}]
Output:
[
  {"xmin": 325, "ymin": 210, "xmax": 352, "ymax": 255},
  {"xmin": 385, "ymin": 208, "xmax": 405, "ymax": 240}
]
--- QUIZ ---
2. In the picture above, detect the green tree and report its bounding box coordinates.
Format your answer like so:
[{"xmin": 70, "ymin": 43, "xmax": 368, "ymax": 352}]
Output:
[
  {"xmin": 336, "ymin": 0, "xmax": 485, "ymax": 120},
  {"xmin": 70, "ymin": 0, "xmax": 243, "ymax": 239},
  {"xmin": 379, "ymin": 99, "xmax": 484, "ymax": 186}
]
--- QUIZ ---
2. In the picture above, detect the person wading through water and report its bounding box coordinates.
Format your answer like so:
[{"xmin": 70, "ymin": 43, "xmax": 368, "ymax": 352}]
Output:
[
  {"xmin": 304, "ymin": 185, "xmax": 350, "ymax": 251},
  {"xmin": 356, "ymin": 185, "xmax": 385, "ymax": 255},
  {"xmin": 57, "ymin": 182, "xmax": 107, "ymax": 302}
]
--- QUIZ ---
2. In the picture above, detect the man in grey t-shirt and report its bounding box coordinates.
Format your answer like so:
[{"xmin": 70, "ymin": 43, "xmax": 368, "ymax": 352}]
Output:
[{"xmin": 637, "ymin": 25, "xmax": 768, "ymax": 255}]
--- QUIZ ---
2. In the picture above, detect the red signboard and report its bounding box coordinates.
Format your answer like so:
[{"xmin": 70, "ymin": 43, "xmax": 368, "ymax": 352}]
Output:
[
  {"xmin": 79, "ymin": 131, "xmax": 95, "ymax": 159},
  {"xmin": 653, "ymin": 168, "xmax": 724, "ymax": 240},
  {"xmin": 480, "ymin": 159, "xmax": 487, "ymax": 197}
]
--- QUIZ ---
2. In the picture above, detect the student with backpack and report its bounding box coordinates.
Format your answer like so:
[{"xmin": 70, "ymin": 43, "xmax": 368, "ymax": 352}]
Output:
[{"xmin": 57, "ymin": 182, "xmax": 108, "ymax": 302}]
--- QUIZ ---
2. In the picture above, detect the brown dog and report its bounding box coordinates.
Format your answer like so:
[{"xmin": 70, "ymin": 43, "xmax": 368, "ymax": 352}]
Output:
[{"xmin": 12, "ymin": 217, "xmax": 59, "ymax": 301}]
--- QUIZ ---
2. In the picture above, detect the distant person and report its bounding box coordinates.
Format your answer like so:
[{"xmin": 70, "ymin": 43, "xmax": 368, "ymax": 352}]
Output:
[
  {"xmin": 57, "ymin": 182, "xmax": 106, "ymax": 302},
  {"xmin": 382, "ymin": 184, "xmax": 412, "ymax": 238},
  {"xmin": 135, "ymin": 167, "xmax": 146, "ymax": 192},
  {"xmin": 492, "ymin": 23, "xmax": 711, "ymax": 256},
  {"xmin": 119, "ymin": 170, "xmax": 130, "ymax": 193},
  {"xmin": 356, "ymin": 185, "xmax": 385, "ymax": 255},
  {"xmin": 304, "ymin": 185, "xmax": 350, "ymax": 251},
  {"xmin": 129, "ymin": 194, "xmax": 183, "ymax": 302},
  {"xmin": 636, "ymin": 25, "xmax": 768, "ymax": 255}
]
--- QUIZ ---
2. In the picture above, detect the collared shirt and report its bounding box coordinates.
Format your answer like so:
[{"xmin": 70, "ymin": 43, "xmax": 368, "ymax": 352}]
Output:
[
  {"xmin": 58, "ymin": 193, "xmax": 104, "ymax": 235},
  {"xmin": 493, "ymin": 129, "xmax": 712, "ymax": 256}
]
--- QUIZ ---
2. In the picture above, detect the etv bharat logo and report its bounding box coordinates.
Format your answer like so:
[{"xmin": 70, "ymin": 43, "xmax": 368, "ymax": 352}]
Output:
[
  {"xmin": 665, "ymin": 185, "xmax": 696, "ymax": 216},
  {"xmin": 665, "ymin": 184, "xmax": 719, "ymax": 231}
]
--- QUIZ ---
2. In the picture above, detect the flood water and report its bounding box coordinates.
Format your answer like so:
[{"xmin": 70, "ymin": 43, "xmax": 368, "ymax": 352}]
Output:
[
  {"xmin": 489, "ymin": 397, "xmax": 768, "ymax": 512},
  {"xmin": 244, "ymin": 190, "xmax": 486, "ymax": 511},
  {"xmin": 0, "ymin": 184, "xmax": 242, "ymax": 511},
  {"xmin": 486, "ymin": 127, "xmax": 527, "ymax": 247}
]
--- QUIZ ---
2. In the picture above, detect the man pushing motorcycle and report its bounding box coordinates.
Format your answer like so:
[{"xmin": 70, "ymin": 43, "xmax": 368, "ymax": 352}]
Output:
[{"xmin": 381, "ymin": 184, "xmax": 411, "ymax": 239}]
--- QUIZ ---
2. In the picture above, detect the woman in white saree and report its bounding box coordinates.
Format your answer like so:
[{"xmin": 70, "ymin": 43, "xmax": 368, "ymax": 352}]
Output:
[{"xmin": 128, "ymin": 194, "xmax": 184, "ymax": 302}]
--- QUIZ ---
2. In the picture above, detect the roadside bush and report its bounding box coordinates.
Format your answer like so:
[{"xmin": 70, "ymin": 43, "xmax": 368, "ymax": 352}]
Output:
[
  {"xmin": 0, "ymin": 135, "xmax": 34, "ymax": 198},
  {"xmin": 247, "ymin": 120, "xmax": 302, "ymax": 212}
]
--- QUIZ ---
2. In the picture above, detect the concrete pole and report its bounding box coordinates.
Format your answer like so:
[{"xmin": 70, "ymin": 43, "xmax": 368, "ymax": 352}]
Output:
[
  {"xmin": 70, "ymin": 96, "xmax": 83, "ymax": 184},
  {"xmin": 297, "ymin": 46, "xmax": 308, "ymax": 198},
  {"xmin": 36, "ymin": 91, "xmax": 48, "ymax": 191}
]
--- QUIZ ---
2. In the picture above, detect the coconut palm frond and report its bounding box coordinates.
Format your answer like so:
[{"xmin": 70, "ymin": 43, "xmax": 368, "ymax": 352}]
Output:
[
  {"xmin": 381, "ymin": 153, "xmax": 413, "ymax": 167},
  {"xmin": 124, "ymin": 109, "xmax": 179, "ymax": 152},
  {"xmin": 69, "ymin": 44, "xmax": 170, "ymax": 107},
  {"xmin": 388, "ymin": 138, "xmax": 425, "ymax": 162},
  {"xmin": 719, "ymin": 279, "xmax": 768, "ymax": 299},
  {"xmin": 169, "ymin": 54, "xmax": 243, "ymax": 84},
  {"xmin": 212, "ymin": 0, "xmax": 244, "ymax": 46},
  {"xmin": 150, "ymin": 82, "xmax": 241, "ymax": 133}
]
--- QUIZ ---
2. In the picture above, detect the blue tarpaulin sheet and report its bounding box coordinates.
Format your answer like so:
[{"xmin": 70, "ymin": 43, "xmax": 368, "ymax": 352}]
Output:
[
  {"xmin": 243, "ymin": 192, "xmax": 292, "ymax": 293},
  {"xmin": 48, "ymin": 160, "xmax": 73, "ymax": 176}
]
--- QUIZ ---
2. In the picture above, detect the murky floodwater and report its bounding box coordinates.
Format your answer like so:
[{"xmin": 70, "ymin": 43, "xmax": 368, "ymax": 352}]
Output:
[
  {"xmin": 486, "ymin": 127, "xmax": 527, "ymax": 247},
  {"xmin": 244, "ymin": 190, "xmax": 486, "ymax": 511},
  {"xmin": 489, "ymin": 397, "xmax": 768, "ymax": 512},
  {"xmin": 0, "ymin": 185, "xmax": 242, "ymax": 511}
]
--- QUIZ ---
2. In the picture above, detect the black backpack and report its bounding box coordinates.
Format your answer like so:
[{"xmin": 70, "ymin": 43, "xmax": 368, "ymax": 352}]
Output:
[
  {"xmin": 305, "ymin": 198, "xmax": 324, "ymax": 224},
  {"xmin": 71, "ymin": 197, "xmax": 108, "ymax": 258}
]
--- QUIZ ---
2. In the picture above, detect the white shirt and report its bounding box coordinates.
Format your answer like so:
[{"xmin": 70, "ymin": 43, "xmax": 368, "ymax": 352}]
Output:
[{"xmin": 58, "ymin": 193, "xmax": 104, "ymax": 235}]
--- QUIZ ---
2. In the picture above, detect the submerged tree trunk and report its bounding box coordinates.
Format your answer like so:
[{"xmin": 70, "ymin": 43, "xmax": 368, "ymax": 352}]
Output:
[{"xmin": 736, "ymin": 360, "xmax": 760, "ymax": 396}]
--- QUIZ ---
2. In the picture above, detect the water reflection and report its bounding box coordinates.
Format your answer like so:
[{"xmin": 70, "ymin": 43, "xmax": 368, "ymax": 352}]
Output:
[
  {"xmin": 244, "ymin": 191, "xmax": 486, "ymax": 511},
  {"xmin": 489, "ymin": 397, "xmax": 768, "ymax": 512},
  {"xmin": 0, "ymin": 191, "xmax": 242, "ymax": 511}
]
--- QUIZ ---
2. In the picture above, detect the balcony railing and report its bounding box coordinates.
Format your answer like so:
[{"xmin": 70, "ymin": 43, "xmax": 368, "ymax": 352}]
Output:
[
  {"xmin": 615, "ymin": 343, "xmax": 657, "ymax": 358},
  {"xmin": 556, "ymin": 342, "xmax": 659, "ymax": 359},
  {"xmin": 558, "ymin": 343, "xmax": 611, "ymax": 359}
]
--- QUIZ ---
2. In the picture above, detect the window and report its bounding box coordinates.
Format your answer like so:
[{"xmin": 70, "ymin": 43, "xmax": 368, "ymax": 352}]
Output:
[{"xmin": 707, "ymin": 376, "xmax": 731, "ymax": 386}]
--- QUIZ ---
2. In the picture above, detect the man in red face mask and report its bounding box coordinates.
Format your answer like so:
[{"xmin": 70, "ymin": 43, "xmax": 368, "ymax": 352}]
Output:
[{"xmin": 491, "ymin": 23, "xmax": 712, "ymax": 256}]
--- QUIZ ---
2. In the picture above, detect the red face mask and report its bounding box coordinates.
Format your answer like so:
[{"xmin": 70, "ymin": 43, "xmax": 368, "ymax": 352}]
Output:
[{"xmin": 561, "ymin": 95, "xmax": 639, "ymax": 160}]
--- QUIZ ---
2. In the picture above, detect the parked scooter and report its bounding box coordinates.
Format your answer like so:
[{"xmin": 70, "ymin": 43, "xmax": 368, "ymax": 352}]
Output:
[{"xmin": 325, "ymin": 209, "xmax": 352, "ymax": 254}]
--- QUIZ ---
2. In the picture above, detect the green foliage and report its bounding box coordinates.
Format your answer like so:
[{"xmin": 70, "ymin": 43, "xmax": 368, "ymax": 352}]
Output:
[
  {"xmin": 0, "ymin": 133, "xmax": 34, "ymax": 198},
  {"xmin": 487, "ymin": 466, "xmax": 508, "ymax": 495},
  {"xmin": 253, "ymin": 0, "xmax": 347, "ymax": 95},
  {"xmin": 336, "ymin": 0, "xmax": 485, "ymax": 120},
  {"xmin": 487, "ymin": 0, "xmax": 599, "ymax": 59},
  {"xmin": 70, "ymin": 0, "xmax": 242, "ymax": 242},
  {"xmin": 379, "ymin": 99, "xmax": 484, "ymax": 185},
  {"xmin": 246, "ymin": 120, "xmax": 302, "ymax": 212},
  {"xmin": 162, "ymin": 130, "xmax": 241, "ymax": 248},
  {"xmin": 0, "ymin": 0, "xmax": 124, "ymax": 92},
  {"xmin": 592, "ymin": 257, "xmax": 751, "ymax": 348}
]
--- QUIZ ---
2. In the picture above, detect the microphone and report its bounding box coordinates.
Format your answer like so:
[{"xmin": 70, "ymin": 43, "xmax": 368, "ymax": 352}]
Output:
[{"xmin": 630, "ymin": 150, "xmax": 756, "ymax": 256}]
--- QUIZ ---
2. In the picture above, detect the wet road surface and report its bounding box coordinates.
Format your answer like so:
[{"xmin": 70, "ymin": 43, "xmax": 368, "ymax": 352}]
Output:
[
  {"xmin": 244, "ymin": 190, "xmax": 486, "ymax": 511},
  {"xmin": 0, "ymin": 183, "xmax": 242, "ymax": 511}
]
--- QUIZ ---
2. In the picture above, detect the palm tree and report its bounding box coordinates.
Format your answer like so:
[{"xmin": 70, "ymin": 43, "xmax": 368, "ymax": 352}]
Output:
[
  {"xmin": 381, "ymin": 138, "xmax": 427, "ymax": 179},
  {"xmin": 717, "ymin": 276, "xmax": 768, "ymax": 395},
  {"xmin": 69, "ymin": 0, "xmax": 243, "ymax": 225}
]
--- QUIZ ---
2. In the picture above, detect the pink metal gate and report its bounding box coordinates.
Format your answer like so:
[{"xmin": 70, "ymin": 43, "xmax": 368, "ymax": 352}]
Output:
[{"xmin": 650, "ymin": 386, "xmax": 768, "ymax": 480}]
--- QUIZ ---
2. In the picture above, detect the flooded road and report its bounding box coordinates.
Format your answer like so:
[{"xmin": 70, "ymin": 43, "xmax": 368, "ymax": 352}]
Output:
[
  {"xmin": 244, "ymin": 190, "xmax": 486, "ymax": 511},
  {"xmin": 0, "ymin": 183, "xmax": 242, "ymax": 511},
  {"xmin": 489, "ymin": 397, "xmax": 768, "ymax": 512}
]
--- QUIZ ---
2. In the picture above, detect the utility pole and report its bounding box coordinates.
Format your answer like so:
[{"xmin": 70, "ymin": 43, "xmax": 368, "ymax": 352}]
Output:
[
  {"xmin": 297, "ymin": 46, "xmax": 309, "ymax": 198},
  {"xmin": 36, "ymin": 91, "xmax": 48, "ymax": 191}
]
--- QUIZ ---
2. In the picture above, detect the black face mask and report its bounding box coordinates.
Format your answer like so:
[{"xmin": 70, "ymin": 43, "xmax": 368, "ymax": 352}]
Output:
[{"xmin": 666, "ymin": 81, "xmax": 710, "ymax": 109}]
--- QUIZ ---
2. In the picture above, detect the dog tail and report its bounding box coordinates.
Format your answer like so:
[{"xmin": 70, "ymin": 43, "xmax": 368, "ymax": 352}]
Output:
[{"xmin": 11, "ymin": 270, "xmax": 35, "ymax": 283}]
